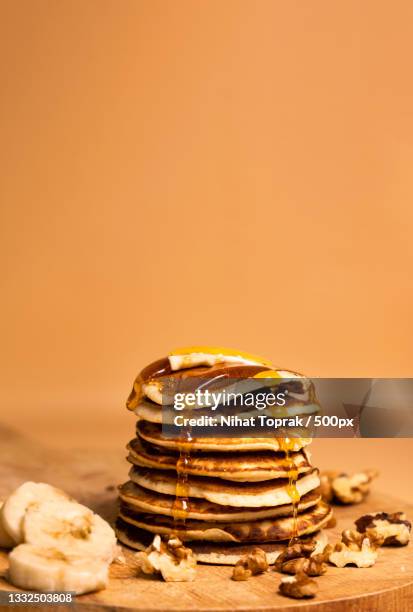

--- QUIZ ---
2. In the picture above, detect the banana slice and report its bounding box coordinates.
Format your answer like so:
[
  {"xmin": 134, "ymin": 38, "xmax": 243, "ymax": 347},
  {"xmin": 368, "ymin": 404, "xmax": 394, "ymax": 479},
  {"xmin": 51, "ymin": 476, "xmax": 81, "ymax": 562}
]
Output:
[
  {"xmin": 0, "ymin": 502, "xmax": 15, "ymax": 548},
  {"xmin": 1, "ymin": 482, "xmax": 71, "ymax": 544},
  {"xmin": 168, "ymin": 346, "xmax": 273, "ymax": 370},
  {"xmin": 23, "ymin": 500, "xmax": 117, "ymax": 563},
  {"xmin": 8, "ymin": 544, "xmax": 108, "ymax": 594}
]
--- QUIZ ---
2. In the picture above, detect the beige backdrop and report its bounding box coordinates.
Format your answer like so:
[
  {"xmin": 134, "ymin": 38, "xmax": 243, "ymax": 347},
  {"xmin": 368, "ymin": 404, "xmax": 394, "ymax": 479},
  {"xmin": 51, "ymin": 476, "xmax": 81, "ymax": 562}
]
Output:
[{"xmin": 0, "ymin": 1, "xmax": 412, "ymax": 499}]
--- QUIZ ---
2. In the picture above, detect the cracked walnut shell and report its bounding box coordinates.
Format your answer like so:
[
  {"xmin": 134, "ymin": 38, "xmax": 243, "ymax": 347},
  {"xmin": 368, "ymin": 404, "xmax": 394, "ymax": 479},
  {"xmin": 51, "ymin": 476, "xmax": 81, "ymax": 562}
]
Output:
[{"xmin": 321, "ymin": 470, "xmax": 378, "ymax": 504}]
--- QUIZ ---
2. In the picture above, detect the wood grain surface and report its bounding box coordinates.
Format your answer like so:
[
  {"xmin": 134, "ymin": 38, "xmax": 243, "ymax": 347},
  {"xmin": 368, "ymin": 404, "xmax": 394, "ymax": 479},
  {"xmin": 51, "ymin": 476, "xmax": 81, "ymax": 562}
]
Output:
[{"xmin": 0, "ymin": 424, "xmax": 412, "ymax": 611}]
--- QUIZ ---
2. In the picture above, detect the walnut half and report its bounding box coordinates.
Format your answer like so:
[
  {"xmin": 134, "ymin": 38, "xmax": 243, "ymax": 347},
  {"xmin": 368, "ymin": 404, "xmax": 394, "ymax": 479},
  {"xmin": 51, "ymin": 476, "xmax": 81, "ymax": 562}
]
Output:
[
  {"xmin": 321, "ymin": 470, "xmax": 378, "ymax": 505},
  {"xmin": 274, "ymin": 540, "xmax": 316, "ymax": 571},
  {"xmin": 135, "ymin": 534, "xmax": 197, "ymax": 582},
  {"xmin": 232, "ymin": 565, "xmax": 251, "ymax": 581},
  {"xmin": 279, "ymin": 572, "xmax": 318, "ymax": 599},
  {"xmin": 231, "ymin": 548, "xmax": 268, "ymax": 581},
  {"xmin": 274, "ymin": 538, "xmax": 331, "ymax": 577},
  {"xmin": 329, "ymin": 531, "xmax": 379, "ymax": 568},
  {"xmin": 355, "ymin": 512, "xmax": 411, "ymax": 547},
  {"xmin": 341, "ymin": 529, "xmax": 384, "ymax": 550},
  {"xmin": 280, "ymin": 556, "xmax": 327, "ymax": 577}
]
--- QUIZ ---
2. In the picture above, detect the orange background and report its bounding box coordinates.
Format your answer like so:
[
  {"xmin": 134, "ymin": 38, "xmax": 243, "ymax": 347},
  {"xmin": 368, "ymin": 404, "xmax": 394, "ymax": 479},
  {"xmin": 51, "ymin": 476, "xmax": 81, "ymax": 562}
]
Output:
[{"xmin": 0, "ymin": 1, "xmax": 412, "ymax": 497}]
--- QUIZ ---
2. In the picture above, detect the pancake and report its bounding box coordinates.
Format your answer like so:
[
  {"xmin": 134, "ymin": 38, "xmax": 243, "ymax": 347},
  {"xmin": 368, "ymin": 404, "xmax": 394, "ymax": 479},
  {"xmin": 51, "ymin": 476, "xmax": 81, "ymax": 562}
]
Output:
[
  {"xmin": 128, "ymin": 361, "xmax": 270, "ymax": 407},
  {"xmin": 127, "ymin": 437, "xmax": 313, "ymax": 482},
  {"xmin": 134, "ymin": 400, "xmax": 164, "ymax": 423},
  {"xmin": 118, "ymin": 500, "xmax": 332, "ymax": 543},
  {"xmin": 119, "ymin": 501, "xmax": 331, "ymax": 543},
  {"xmin": 136, "ymin": 420, "xmax": 311, "ymax": 452},
  {"xmin": 115, "ymin": 518, "xmax": 328, "ymax": 564},
  {"xmin": 127, "ymin": 355, "xmax": 313, "ymax": 408},
  {"xmin": 134, "ymin": 399, "xmax": 319, "ymax": 425},
  {"xmin": 119, "ymin": 481, "xmax": 322, "ymax": 522},
  {"xmin": 129, "ymin": 466, "xmax": 320, "ymax": 508},
  {"xmin": 189, "ymin": 530, "xmax": 329, "ymax": 565}
]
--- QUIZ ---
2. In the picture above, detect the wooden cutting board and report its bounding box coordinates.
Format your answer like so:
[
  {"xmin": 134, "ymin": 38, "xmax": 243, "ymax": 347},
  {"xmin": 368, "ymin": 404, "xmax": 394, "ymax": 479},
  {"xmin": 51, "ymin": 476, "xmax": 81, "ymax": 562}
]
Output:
[{"xmin": 0, "ymin": 424, "xmax": 412, "ymax": 611}]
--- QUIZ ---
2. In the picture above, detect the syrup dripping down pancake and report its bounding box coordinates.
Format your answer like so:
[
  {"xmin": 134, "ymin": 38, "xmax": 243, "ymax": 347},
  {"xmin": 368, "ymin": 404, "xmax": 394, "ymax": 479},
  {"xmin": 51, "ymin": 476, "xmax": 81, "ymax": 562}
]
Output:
[
  {"xmin": 117, "ymin": 500, "xmax": 332, "ymax": 543},
  {"xmin": 127, "ymin": 437, "xmax": 313, "ymax": 482},
  {"xmin": 129, "ymin": 466, "xmax": 320, "ymax": 508},
  {"xmin": 136, "ymin": 420, "xmax": 311, "ymax": 452},
  {"xmin": 119, "ymin": 481, "xmax": 321, "ymax": 522}
]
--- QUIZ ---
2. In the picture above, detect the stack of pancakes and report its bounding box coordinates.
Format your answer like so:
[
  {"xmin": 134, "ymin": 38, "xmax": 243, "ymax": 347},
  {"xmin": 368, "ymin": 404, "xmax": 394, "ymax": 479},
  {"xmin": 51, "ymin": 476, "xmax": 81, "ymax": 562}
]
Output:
[{"xmin": 116, "ymin": 348, "xmax": 332, "ymax": 564}]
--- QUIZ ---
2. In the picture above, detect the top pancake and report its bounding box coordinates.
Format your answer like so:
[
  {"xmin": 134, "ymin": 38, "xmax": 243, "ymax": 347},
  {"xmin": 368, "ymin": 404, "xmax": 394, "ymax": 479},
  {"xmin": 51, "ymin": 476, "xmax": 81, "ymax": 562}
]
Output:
[
  {"xmin": 127, "ymin": 437, "xmax": 313, "ymax": 482},
  {"xmin": 136, "ymin": 420, "xmax": 311, "ymax": 452},
  {"xmin": 127, "ymin": 356, "xmax": 313, "ymax": 408}
]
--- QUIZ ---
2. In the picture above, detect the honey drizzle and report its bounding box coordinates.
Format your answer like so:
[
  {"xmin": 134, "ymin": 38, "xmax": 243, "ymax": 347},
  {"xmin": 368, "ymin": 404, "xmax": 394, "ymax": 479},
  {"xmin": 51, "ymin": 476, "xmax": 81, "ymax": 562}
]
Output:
[
  {"xmin": 172, "ymin": 440, "xmax": 192, "ymax": 523},
  {"xmin": 278, "ymin": 437, "xmax": 301, "ymax": 544},
  {"xmin": 172, "ymin": 403, "xmax": 193, "ymax": 528}
]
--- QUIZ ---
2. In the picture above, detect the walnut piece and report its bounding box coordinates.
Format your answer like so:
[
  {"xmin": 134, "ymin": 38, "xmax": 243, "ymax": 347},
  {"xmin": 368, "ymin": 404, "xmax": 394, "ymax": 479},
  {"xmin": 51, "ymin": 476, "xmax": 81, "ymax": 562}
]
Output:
[
  {"xmin": 275, "ymin": 539, "xmax": 331, "ymax": 577},
  {"xmin": 329, "ymin": 532, "xmax": 379, "ymax": 568},
  {"xmin": 355, "ymin": 512, "xmax": 411, "ymax": 547},
  {"xmin": 320, "ymin": 469, "xmax": 378, "ymax": 504},
  {"xmin": 135, "ymin": 534, "xmax": 196, "ymax": 582},
  {"xmin": 231, "ymin": 547, "xmax": 268, "ymax": 581},
  {"xmin": 279, "ymin": 572, "xmax": 318, "ymax": 599},
  {"xmin": 245, "ymin": 547, "xmax": 269, "ymax": 574},
  {"xmin": 281, "ymin": 556, "xmax": 327, "ymax": 577},
  {"xmin": 280, "ymin": 557, "xmax": 309, "ymax": 574},
  {"xmin": 232, "ymin": 564, "xmax": 252, "ymax": 581},
  {"xmin": 341, "ymin": 529, "xmax": 383, "ymax": 550},
  {"xmin": 274, "ymin": 540, "xmax": 315, "ymax": 570}
]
